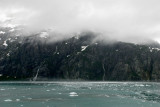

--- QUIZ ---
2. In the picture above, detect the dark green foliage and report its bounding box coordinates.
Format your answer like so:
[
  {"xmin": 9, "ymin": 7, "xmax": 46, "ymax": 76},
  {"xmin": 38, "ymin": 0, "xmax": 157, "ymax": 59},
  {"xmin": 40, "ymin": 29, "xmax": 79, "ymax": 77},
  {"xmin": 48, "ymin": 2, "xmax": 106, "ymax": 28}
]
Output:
[{"xmin": 0, "ymin": 31, "xmax": 160, "ymax": 81}]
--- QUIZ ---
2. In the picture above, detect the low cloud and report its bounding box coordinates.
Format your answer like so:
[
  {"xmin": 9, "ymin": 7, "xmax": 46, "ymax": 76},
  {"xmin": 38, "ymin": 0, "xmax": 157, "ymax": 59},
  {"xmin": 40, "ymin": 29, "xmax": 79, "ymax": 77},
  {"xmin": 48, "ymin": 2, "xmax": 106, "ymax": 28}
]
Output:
[{"xmin": 1, "ymin": 0, "xmax": 160, "ymax": 43}]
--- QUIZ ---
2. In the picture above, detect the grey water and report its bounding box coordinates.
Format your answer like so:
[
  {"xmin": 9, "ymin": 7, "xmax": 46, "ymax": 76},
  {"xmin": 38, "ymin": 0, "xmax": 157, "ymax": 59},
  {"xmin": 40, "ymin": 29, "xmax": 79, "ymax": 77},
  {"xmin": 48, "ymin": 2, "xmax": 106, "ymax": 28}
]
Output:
[{"xmin": 0, "ymin": 82, "xmax": 160, "ymax": 107}]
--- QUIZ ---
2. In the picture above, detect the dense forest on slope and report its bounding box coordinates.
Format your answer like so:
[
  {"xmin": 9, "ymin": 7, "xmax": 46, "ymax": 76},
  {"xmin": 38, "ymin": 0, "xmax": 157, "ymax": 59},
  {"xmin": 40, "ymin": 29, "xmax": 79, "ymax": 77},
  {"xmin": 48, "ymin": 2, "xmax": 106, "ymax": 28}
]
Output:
[{"xmin": 0, "ymin": 29, "xmax": 160, "ymax": 81}]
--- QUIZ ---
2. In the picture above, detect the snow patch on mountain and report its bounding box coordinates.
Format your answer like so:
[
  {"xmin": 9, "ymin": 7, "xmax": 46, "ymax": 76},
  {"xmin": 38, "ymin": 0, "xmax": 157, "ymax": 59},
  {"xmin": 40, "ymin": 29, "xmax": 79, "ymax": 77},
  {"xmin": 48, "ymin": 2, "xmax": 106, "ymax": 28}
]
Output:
[
  {"xmin": 149, "ymin": 47, "xmax": 160, "ymax": 52},
  {"xmin": 81, "ymin": 45, "xmax": 88, "ymax": 51},
  {"xmin": 16, "ymin": 34, "xmax": 20, "ymax": 37},
  {"xmin": 7, "ymin": 53, "xmax": 10, "ymax": 57},
  {"xmin": 152, "ymin": 48, "xmax": 160, "ymax": 51},
  {"xmin": 67, "ymin": 55, "xmax": 70, "ymax": 57},
  {"xmin": 0, "ymin": 31, "xmax": 5, "ymax": 34},
  {"xmin": 39, "ymin": 32, "xmax": 48, "ymax": 38},
  {"xmin": 8, "ymin": 38, "xmax": 11, "ymax": 41},
  {"xmin": 3, "ymin": 40, "xmax": 8, "ymax": 47},
  {"xmin": 9, "ymin": 29, "xmax": 15, "ymax": 32},
  {"xmin": 3, "ymin": 24, "xmax": 18, "ymax": 28},
  {"xmin": 75, "ymin": 36, "xmax": 79, "ymax": 39}
]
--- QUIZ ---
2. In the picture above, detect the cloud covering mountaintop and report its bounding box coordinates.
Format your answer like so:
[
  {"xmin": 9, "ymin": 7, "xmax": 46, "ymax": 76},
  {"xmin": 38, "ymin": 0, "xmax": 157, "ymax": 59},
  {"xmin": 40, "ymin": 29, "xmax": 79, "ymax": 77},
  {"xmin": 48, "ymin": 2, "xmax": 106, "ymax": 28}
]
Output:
[{"xmin": 0, "ymin": 0, "xmax": 160, "ymax": 43}]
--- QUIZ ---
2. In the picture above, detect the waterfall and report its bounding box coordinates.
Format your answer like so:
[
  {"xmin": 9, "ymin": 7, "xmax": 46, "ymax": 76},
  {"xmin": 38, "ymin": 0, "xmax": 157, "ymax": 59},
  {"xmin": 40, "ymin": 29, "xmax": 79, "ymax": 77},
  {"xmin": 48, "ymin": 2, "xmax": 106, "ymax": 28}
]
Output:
[
  {"xmin": 102, "ymin": 63, "xmax": 106, "ymax": 81},
  {"xmin": 33, "ymin": 69, "xmax": 39, "ymax": 81}
]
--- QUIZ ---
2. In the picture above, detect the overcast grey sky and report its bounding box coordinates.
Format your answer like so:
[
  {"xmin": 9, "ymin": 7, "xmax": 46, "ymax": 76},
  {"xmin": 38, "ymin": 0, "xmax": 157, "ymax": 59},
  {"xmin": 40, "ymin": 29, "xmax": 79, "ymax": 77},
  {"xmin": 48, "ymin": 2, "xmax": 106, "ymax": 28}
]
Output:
[{"xmin": 0, "ymin": 0, "xmax": 160, "ymax": 43}]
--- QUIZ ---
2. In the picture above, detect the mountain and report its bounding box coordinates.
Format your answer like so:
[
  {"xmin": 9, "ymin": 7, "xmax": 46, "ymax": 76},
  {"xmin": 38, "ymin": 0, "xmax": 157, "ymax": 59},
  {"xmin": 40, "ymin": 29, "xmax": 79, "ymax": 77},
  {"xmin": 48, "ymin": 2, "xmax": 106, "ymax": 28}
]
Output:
[{"xmin": 0, "ymin": 28, "xmax": 160, "ymax": 81}]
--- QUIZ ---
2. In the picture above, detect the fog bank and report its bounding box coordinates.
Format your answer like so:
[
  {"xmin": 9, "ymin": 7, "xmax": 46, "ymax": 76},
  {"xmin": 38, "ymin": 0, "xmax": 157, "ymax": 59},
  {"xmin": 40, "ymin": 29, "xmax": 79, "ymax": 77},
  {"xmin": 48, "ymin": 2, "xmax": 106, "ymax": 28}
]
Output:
[{"xmin": 0, "ymin": 0, "xmax": 160, "ymax": 43}]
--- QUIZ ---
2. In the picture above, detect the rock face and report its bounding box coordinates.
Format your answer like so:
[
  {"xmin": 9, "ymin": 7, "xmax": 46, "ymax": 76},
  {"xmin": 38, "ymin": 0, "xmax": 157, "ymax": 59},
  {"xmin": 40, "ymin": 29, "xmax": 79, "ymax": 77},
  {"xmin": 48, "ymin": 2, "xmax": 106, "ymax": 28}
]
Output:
[{"xmin": 0, "ymin": 30, "xmax": 160, "ymax": 81}]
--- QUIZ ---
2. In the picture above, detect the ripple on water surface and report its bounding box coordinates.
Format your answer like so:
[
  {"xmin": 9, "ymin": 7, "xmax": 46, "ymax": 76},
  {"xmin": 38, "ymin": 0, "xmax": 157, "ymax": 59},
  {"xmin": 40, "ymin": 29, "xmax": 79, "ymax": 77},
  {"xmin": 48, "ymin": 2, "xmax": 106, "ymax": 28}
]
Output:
[{"xmin": 0, "ymin": 82, "xmax": 160, "ymax": 107}]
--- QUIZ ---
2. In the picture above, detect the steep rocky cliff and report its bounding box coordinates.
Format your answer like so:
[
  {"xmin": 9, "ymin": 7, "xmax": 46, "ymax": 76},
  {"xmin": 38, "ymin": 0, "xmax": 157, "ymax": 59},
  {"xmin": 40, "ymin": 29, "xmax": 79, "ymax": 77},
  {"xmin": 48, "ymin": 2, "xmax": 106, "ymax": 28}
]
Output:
[{"xmin": 0, "ymin": 29, "xmax": 160, "ymax": 81}]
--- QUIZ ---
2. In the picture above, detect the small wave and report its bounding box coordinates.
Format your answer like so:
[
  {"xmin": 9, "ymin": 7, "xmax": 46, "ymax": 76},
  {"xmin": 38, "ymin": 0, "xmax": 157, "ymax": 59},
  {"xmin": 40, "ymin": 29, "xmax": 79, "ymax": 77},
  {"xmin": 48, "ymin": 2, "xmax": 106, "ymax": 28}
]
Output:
[
  {"xmin": 69, "ymin": 92, "xmax": 78, "ymax": 97},
  {"xmin": 16, "ymin": 99, "xmax": 20, "ymax": 101},
  {"xmin": 0, "ymin": 88, "xmax": 5, "ymax": 91},
  {"xmin": 135, "ymin": 84, "xmax": 145, "ymax": 87},
  {"xmin": 4, "ymin": 99, "xmax": 12, "ymax": 102},
  {"xmin": 69, "ymin": 94, "xmax": 78, "ymax": 97},
  {"xmin": 27, "ymin": 97, "xmax": 32, "ymax": 100},
  {"xmin": 69, "ymin": 92, "xmax": 77, "ymax": 95},
  {"xmin": 145, "ymin": 85, "xmax": 151, "ymax": 87},
  {"xmin": 105, "ymin": 95, "xmax": 110, "ymax": 97}
]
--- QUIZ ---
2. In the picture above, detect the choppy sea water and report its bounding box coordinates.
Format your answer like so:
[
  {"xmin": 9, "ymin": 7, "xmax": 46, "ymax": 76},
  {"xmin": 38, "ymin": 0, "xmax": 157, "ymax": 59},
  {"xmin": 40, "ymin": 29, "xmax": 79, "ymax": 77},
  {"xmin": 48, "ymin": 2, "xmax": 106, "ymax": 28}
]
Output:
[{"xmin": 0, "ymin": 82, "xmax": 160, "ymax": 107}]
